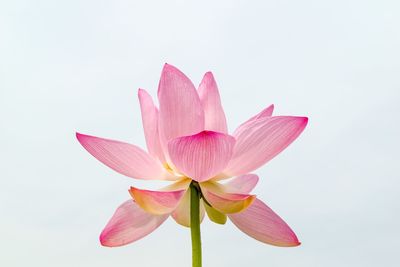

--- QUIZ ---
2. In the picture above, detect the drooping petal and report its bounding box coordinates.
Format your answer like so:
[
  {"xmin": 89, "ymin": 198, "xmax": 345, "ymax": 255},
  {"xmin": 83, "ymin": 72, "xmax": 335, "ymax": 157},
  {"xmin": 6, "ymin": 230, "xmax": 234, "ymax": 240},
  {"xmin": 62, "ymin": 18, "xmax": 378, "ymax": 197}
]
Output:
[
  {"xmin": 200, "ymin": 182, "xmax": 255, "ymax": 214},
  {"xmin": 129, "ymin": 186, "xmax": 187, "ymax": 215},
  {"xmin": 76, "ymin": 133, "xmax": 175, "ymax": 180},
  {"xmin": 198, "ymin": 72, "xmax": 228, "ymax": 133},
  {"xmin": 157, "ymin": 64, "xmax": 205, "ymax": 155},
  {"xmin": 168, "ymin": 131, "xmax": 235, "ymax": 182},
  {"xmin": 228, "ymin": 198, "xmax": 300, "ymax": 247},
  {"xmin": 204, "ymin": 201, "xmax": 227, "ymax": 224},
  {"xmin": 171, "ymin": 189, "xmax": 205, "ymax": 227},
  {"xmin": 171, "ymin": 189, "xmax": 191, "ymax": 227},
  {"xmin": 138, "ymin": 89, "xmax": 165, "ymax": 162},
  {"xmin": 223, "ymin": 174, "xmax": 259, "ymax": 194},
  {"xmin": 100, "ymin": 200, "xmax": 168, "ymax": 247},
  {"xmin": 223, "ymin": 116, "xmax": 308, "ymax": 177}
]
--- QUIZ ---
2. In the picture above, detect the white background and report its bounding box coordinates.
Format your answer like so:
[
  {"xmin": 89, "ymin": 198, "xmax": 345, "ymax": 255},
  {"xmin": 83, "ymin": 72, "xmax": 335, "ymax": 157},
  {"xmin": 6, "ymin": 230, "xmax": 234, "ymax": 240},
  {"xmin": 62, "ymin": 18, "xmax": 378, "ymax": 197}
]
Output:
[{"xmin": 1, "ymin": 1, "xmax": 399, "ymax": 266}]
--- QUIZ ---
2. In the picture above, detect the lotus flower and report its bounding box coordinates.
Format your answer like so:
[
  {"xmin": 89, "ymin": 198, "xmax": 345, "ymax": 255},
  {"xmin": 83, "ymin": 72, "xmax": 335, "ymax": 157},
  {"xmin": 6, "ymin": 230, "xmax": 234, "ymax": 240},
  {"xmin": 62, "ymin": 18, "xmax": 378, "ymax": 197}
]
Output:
[{"xmin": 76, "ymin": 64, "xmax": 307, "ymax": 252}]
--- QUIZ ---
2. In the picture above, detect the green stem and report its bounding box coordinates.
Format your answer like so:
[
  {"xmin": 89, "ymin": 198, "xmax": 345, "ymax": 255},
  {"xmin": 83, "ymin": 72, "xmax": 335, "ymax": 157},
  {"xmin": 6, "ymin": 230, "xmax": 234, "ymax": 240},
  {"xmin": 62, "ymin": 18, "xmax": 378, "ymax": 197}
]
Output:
[{"xmin": 190, "ymin": 182, "xmax": 202, "ymax": 267}]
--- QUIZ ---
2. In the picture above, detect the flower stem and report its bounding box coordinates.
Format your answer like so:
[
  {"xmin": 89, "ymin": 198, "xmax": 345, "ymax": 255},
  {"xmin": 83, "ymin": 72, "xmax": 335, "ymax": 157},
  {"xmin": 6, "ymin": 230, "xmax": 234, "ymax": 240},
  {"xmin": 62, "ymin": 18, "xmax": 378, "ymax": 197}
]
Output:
[{"xmin": 190, "ymin": 182, "xmax": 202, "ymax": 267}]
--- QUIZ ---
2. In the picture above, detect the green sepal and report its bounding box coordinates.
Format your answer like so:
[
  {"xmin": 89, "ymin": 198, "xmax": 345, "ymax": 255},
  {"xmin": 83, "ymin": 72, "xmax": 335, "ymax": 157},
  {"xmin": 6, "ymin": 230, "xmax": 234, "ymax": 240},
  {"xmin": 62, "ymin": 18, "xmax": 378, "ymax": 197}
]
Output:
[{"xmin": 203, "ymin": 201, "xmax": 227, "ymax": 224}]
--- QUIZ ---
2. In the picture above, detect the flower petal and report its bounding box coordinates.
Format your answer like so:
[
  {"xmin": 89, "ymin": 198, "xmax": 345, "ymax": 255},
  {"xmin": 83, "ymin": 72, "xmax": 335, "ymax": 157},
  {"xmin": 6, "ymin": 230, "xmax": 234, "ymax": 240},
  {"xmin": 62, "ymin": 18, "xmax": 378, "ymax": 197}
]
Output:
[
  {"xmin": 224, "ymin": 116, "xmax": 308, "ymax": 177},
  {"xmin": 223, "ymin": 174, "xmax": 259, "ymax": 194},
  {"xmin": 171, "ymin": 189, "xmax": 206, "ymax": 227},
  {"xmin": 76, "ymin": 133, "xmax": 175, "ymax": 180},
  {"xmin": 157, "ymin": 64, "xmax": 205, "ymax": 155},
  {"xmin": 129, "ymin": 186, "xmax": 188, "ymax": 215},
  {"xmin": 204, "ymin": 201, "xmax": 227, "ymax": 224},
  {"xmin": 200, "ymin": 182, "xmax": 255, "ymax": 214},
  {"xmin": 243, "ymin": 104, "xmax": 274, "ymax": 125},
  {"xmin": 138, "ymin": 89, "xmax": 165, "ymax": 163},
  {"xmin": 228, "ymin": 198, "xmax": 300, "ymax": 247},
  {"xmin": 168, "ymin": 131, "xmax": 236, "ymax": 182},
  {"xmin": 229, "ymin": 105, "xmax": 274, "ymax": 144},
  {"xmin": 198, "ymin": 72, "xmax": 228, "ymax": 133},
  {"xmin": 100, "ymin": 200, "xmax": 168, "ymax": 247}
]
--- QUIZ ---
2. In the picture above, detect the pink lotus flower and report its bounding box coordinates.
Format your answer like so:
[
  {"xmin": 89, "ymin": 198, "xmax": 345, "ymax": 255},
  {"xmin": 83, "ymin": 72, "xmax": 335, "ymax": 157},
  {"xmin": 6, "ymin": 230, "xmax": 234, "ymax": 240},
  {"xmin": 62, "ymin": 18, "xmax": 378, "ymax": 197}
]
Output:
[{"xmin": 77, "ymin": 64, "xmax": 307, "ymax": 250}]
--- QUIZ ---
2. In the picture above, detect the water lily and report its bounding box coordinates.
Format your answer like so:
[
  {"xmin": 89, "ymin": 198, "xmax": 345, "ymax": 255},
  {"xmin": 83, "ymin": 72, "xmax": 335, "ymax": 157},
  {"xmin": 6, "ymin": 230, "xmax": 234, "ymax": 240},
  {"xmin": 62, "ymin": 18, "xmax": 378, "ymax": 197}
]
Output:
[{"xmin": 77, "ymin": 64, "xmax": 308, "ymax": 266}]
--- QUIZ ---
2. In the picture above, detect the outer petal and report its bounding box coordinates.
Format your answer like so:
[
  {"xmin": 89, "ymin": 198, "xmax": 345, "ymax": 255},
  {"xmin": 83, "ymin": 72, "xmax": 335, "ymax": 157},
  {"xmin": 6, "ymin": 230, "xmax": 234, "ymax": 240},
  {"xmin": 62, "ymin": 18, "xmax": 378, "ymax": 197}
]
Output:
[
  {"xmin": 243, "ymin": 104, "xmax": 274, "ymax": 125},
  {"xmin": 223, "ymin": 174, "xmax": 259, "ymax": 194},
  {"xmin": 168, "ymin": 131, "xmax": 235, "ymax": 182},
  {"xmin": 100, "ymin": 200, "xmax": 168, "ymax": 247},
  {"xmin": 223, "ymin": 116, "xmax": 308, "ymax": 177},
  {"xmin": 198, "ymin": 72, "xmax": 228, "ymax": 133},
  {"xmin": 171, "ymin": 189, "xmax": 205, "ymax": 227},
  {"xmin": 76, "ymin": 133, "xmax": 175, "ymax": 180},
  {"xmin": 158, "ymin": 64, "xmax": 205, "ymax": 155},
  {"xmin": 227, "ymin": 105, "xmax": 274, "ymax": 145},
  {"xmin": 129, "ymin": 187, "xmax": 187, "ymax": 215},
  {"xmin": 200, "ymin": 182, "xmax": 255, "ymax": 214},
  {"xmin": 138, "ymin": 89, "xmax": 165, "ymax": 163},
  {"xmin": 228, "ymin": 198, "xmax": 300, "ymax": 247}
]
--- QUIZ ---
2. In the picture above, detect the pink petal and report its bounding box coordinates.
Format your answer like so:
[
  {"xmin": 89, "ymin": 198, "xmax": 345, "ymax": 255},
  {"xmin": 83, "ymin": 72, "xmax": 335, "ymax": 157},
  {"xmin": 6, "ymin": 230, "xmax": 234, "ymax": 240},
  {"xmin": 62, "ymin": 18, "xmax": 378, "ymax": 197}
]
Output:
[
  {"xmin": 224, "ymin": 116, "xmax": 308, "ymax": 177},
  {"xmin": 243, "ymin": 104, "xmax": 274, "ymax": 125},
  {"xmin": 157, "ymin": 64, "xmax": 205, "ymax": 155},
  {"xmin": 228, "ymin": 198, "xmax": 300, "ymax": 247},
  {"xmin": 171, "ymin": 189, "xmax": 206, "ymax": 227},
  {"xmin": 230, "ymin": 104, "xmax": 274, "ymax": 143},
  {"xmin": 198, "ymin": 72, "xmax": 228, "ymax": 133},
  {"xmin": 168, "ymin": 131, "xmax": 236, "ymax": 182},
  {"xmin": 223, "ymin": 174, "xmax": 259, "ymax": 194},
  {"xmin": 100, "ymin": 200, "xmax": 168, "ymax": 247},
  {"xmin": 129, "ymin": 186, "xmax": 188, "ymax": 215},
  {"xmin": 224, "ymin": 105, "xmax": 274, "ymax": 147},
  {"xmin": 138, "ymin": 89, "xmax": 165, "ymax": 163},
  {"xmin": 76, "ymin": 133, "xmax": 175, "ymax": 180},
  {"xmin": 200, "ymin": 182, "xmax": 255, "ymax": 214}
]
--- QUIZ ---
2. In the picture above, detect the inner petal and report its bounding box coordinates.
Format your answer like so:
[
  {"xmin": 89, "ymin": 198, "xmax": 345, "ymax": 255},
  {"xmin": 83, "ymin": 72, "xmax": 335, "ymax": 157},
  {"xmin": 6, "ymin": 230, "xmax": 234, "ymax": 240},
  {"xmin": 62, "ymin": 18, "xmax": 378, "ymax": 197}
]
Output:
[{"xmin": 168, "ymin": 131, "xmax": 236, "ymax": 182}]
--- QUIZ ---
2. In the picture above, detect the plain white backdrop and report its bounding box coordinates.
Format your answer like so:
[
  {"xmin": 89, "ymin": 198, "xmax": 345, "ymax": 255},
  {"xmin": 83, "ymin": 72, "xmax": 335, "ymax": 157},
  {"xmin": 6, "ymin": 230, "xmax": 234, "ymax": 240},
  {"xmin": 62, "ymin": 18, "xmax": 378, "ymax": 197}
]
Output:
[{"xmin": 1, "ymin": 0, "xmax": 399, "ymax": 266}]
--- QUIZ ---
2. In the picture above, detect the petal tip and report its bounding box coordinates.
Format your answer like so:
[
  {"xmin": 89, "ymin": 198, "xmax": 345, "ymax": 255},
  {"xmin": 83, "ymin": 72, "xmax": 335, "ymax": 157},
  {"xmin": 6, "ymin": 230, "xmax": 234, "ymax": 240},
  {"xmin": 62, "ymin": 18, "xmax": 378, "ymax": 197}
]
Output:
[
  {"xmin": 99, "ymin": 233, "xmax": 108, "ymax": 247},
  {"xmin": 76, "ymin": 132, "xmax": 94, "ymax": 142},
  {"xmin": 138, "ymin": 88, "xmax": 145, "ymax": 95},
  {"xmin": 276, "ymin": 240, "xmax": 301, "ymax": 247},
  {"xmin": 128, "ymin": 186, "xmax": 142, "ymax": 201},
  {"xmin": 99, "ymin": 229, "xmax": 114, "ymax": 247},
  {"xmin": 162, "ymin": 63, "xmax": 177, "ymax": 72},
  {"xmin": 204, "ymin": 71, "xmax": 214, "ymax": 78},
  {"xmin": 253, "ymin": 174, "xmax": 260, "ymax": 184},
  {"xmin": 298, "ymin": 116, "xmax": 309, "ymax": 129},
  {"xmin": 138, "ymin": 88, "xmax": 152, "ymax": 100},
  {"xmin": 282, "ymin": 231, "xmax": 301, "ymax": 247},
  {"xmin": 284, "ymin": 238, "xmax": 301, "ymax": 247},
  {"xmin": 76, "ymin": 132, "xmax": 87, "ymax": 142},
  {"xmin": 128, "ymin": 186, "xmax": 135, "ymax": 198}
]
